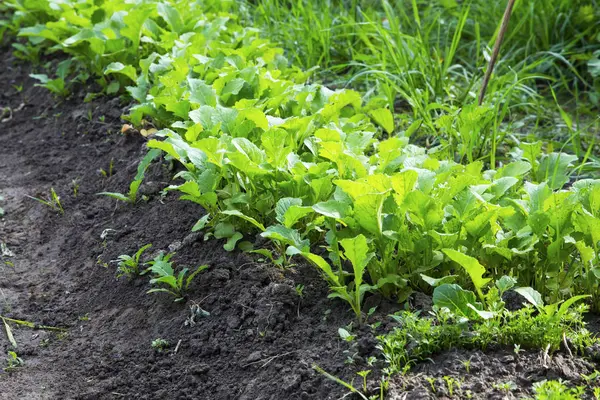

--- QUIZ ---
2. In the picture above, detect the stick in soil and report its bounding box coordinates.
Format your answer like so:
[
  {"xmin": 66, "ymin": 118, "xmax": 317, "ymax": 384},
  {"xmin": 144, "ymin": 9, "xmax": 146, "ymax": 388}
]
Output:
[{"xmin": 478, "ymin": 0, "xmax": 517, "ymax": 105}]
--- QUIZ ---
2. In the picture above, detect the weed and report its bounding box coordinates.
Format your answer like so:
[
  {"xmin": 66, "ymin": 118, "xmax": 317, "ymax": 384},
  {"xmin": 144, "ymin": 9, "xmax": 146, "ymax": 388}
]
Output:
[
  {"xmin": 460, "ymin": 358, "xmax": 472, "ymax": 374},
  {"xmin": 493, "ymin": 381, "xmax": 517, "ymax": 392},
  {"xmin": 71, "ymin": 179, "xmax": 79, "ymax": 198},
  {"xmin": 26, "ymin": 188, "xmax": 64, "ymax": 214},
  {"xmin": 151, "ymin": 338, "xmax": 169, "ymax": 352},
  {"xmin": 530, "ymin": 380, "xmax": 584, "ymax": 400},
  {"xmin": 4, "ymin": 351, "xmax": 23, "ymax": 372},
  {"xmin": 443, "ymin": 376, "xmax": 460, "ymax": 396},
  {"xmin": 379, "ymin": 282, "xmax": 596, "ymax": 375},
  {"xmin": 425, "ymin": 377, "xmax": 436, "ymax": 393}
]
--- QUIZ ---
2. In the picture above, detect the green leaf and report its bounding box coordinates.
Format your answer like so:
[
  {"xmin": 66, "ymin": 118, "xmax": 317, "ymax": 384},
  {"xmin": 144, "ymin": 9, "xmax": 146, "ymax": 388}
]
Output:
[
  {"xmin": 261, "ymin": 225, "xmax": 308, "ymax": 249},
  {"xmin": 275, "ymin": 198, "xmax": 302, "ymax": 224},
  {"xmin": 98, "ymin": 192, "xmax": 131, "ymax": 203},
  {"xmin": 555, "ymin": 295, "xmax": 590, "ymax": 319},
  {"xmin": 536, "ymin": 153, "xmax": 578, "ymax": 190},
  {"xmin": 442, "ymin": 249, "xmax": 491, "ymax": 292},
  {"xmin": 192, "ymin": 215, "xmax": 211, "ymax": 232},
  {"xmin": 513, "ymin": 287, "xmax": 544, "ymax": 308},
  {"xmin": 157, "ymin": 3, "xmax": 184, "ymax": 34},
  {"xmin": 420, "ymin": 274, "xmax": 458, "ymax": 287},
  {"xmin": 495, "ymin": 276, "xmax": 517, "ymax": 294},
  {"xmin": 497, "ymin": 161, "xmax": 531, "ymax": 178},
  {"xmin": 287, "ymin": 246, "xmax": 340, "ymax": 285},
  {"xmin": 148, "ymin": 258, "xmax": 174, "ymax": 278},
  {"xmin": 282, "ymin": 206, "xmax": 313, "ymax": 228},
  {"xmin": 221, "ymin": 210, "xmax": 265, "ymax": 231},
  {"xmin": 189, "ymin": 79, "xmax": 217, "ymax": 107},
  {"xmin": 312, "ymin": 200, "xmax": 350, "ymax": 219},
  {"xmin": 432, "ymin": 284, "xmax": 481, "ymax": 320},
  {"xmin": 2, "ymin": 318, "xmax": 17, "ymax": 348},
  {"xmin": 221, "ymin": 78, "xmax": 245, "ymax": 97},
  {"xmin": 340, "ymin": 235, "xmax": 373, "ymax": 279},
  {"xmin": 224, "ymin": 232, "xmax": 243, "ymax": 251},
  {"xmin": 369, "ymin": 108, "xmax": 394, "ymax": 134},
  {"xmin": 104, "ymin": 62, "xmax": 137, "ymax": 82}
]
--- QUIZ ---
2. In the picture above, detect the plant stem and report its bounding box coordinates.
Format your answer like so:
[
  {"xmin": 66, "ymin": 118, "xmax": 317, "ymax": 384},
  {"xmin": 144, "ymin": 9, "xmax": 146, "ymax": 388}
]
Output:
[{"xmin": 478, "ymin": 0, "xmax": 517, "ymax": 106}]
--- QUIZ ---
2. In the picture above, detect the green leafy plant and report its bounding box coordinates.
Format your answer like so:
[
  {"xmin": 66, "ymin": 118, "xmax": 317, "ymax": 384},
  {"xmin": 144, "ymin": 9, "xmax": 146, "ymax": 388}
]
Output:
[
  {"xmin": 530, "ymin": 380, "xmax": 584, "ymax": 400},
  {"xmin": 151, "ymin": 338, "xmax": 169, "ymax": 352},
  {"xmin": 115, "ymin": 244, "xmax": 152, "ymax": 279},
  {"xmin": 146, "ymin": 252, "xmax": 208, "ymax": 302},
  {"xmin": 4, "ymin": 351, "xmax": 23, "ymax": 372},
  {"xmin": 379, "ymin": 280, "xmax": 595, "ymax": 375}
]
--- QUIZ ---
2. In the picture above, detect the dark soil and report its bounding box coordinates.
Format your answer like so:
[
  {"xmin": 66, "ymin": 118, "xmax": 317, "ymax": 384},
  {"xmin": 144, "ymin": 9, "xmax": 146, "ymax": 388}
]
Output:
[
  {"xmin": 0, "ymin": 48, "xmax": 599, "ymax": 400},
  {"xmin": 0, "ymin": 50, "xmax": 362, "ymax": 400}
]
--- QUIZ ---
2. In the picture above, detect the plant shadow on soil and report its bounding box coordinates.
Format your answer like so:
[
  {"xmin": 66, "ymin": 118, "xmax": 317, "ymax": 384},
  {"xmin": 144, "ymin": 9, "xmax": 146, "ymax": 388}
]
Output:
[{"xmin": 0, "ymin": 49, "xmax": 599, "ymax": 400}]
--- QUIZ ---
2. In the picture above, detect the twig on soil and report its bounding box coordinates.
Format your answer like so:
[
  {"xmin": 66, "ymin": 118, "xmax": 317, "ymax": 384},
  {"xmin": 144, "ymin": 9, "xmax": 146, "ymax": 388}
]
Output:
[
  {"xmin": 242, "ymin": 350, "xmax": 299, "ymax": 368},
  {"xmin": 541, "ymin": 343, "xmax": 551, "ymax": 367},
  {"xmin": 173, "ymin": 339, "xmax": 182, "ymax": 354},
  {"xmin": 562, "ymin": 332, "xmax": 573, "ymax": 357}
]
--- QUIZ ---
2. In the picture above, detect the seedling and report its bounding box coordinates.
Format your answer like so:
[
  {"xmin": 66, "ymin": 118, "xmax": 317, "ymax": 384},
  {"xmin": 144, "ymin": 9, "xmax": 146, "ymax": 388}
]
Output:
[
  {"xmin": 115, "ymin": 244, "xmax": 152, "ymax": 279},
  {"xmin": 357, "ymin": 370, "xmax": 371, "ymax": 394},
  {"xmin": 71, "ymin": 179, "xmax": 80, "ymax": 198},
  {"xmin": 295, "ymin": 284, "xmax": 304, "ymax": 298},
  {"xmin": 99, "ymin": 158, "xmax": 114, "ymax": 178},
  {"xmin": 4, "ymin": 351, "xmax": 23, "ymax": 372},
  {"xmin": 151, "ymin": 338, "xmax": 169, "ymax": 352},
  {"xmin": 312, "ymin": 363, "xmax": 383, "ymax": 400},
  {"xmin": 514, "ymin": 344, "xmax": 522, "ymax": 355},
  {"xmin": 493, "ymin": 381, "xmax": 517, "ymax": 392},
  {"xmin": 26, "ymin": 188, "xmax": 64, "ymax": 214},
  {"xmin": 425, "ymin": 377, "xmax": 436, "ymax": 393},
  {"xmin": 99, "ymin": 149, "xmax": 161, "ymax": 204},
  {"xmin": 461, "ymin": 358, "xmax": 472, "ymax": 373},
  {"xmin": 443, "ymin": 376, "xmax": 460, "ymax": 396},
  {"xmin": 146, "ymin": 252, "xmax": 208, "ymax": 302}
]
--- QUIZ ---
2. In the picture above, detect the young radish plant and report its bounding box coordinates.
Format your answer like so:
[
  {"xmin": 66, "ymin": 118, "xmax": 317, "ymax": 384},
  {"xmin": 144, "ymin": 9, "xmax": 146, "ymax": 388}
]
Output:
[
  {"xmin": 115, "ymin": 244, "xmax": 152, "ymax": 279},
  {"xmin": 146, "ymin": 252, "xmax": 208, "ymax": 302}
]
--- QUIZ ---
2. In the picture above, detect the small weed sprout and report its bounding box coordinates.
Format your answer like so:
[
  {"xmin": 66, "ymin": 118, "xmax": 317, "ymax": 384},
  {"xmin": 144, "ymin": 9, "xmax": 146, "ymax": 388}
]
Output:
[
  {"xmin": 71, "ymin": 179, "xmax": 80, "ymax": 198},
  {"xmin": 295, "ymin": 284, "xmax": 304, "ymax": 298},
  {"xmin": 443, "ymin": 376, "xmax": 460, "ymax": 396},
  {"xmin": 514, "ymin": 344, "xmax": 522, "ymax": 355},
  {"xmin": 4, "ymin": 351, "xmax": 23, "ymax": 372},
  {"xmin": 425, "ymin": 377, "xmax": 436, "ymax": 393},
  {"xmin": 461, "ymin": 358, "xmax": 472, "ymax": 373},
  {"xmin": 493, "ymin": 381, "xmax": 517, "ymax": 393},
  {"xmin": 356, "ymin": 370, "xmax": 370, "ymax": 393},
  {"xmin": 151, "ymin": 338, "xmax": 169, "ymax": 352},
  {"xmin": 27, "ymin": 188, "xmax": 64, "ymax": 214},
  {"xmin": 116, "ymin": 244, "xmax": 152, "ymax": 279}
]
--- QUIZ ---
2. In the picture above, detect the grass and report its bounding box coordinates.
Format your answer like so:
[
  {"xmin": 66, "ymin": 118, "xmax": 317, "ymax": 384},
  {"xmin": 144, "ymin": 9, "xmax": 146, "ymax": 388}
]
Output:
[{"xmin": 239, "ymin": 0, "xmax": 600, "ymax": 163}]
